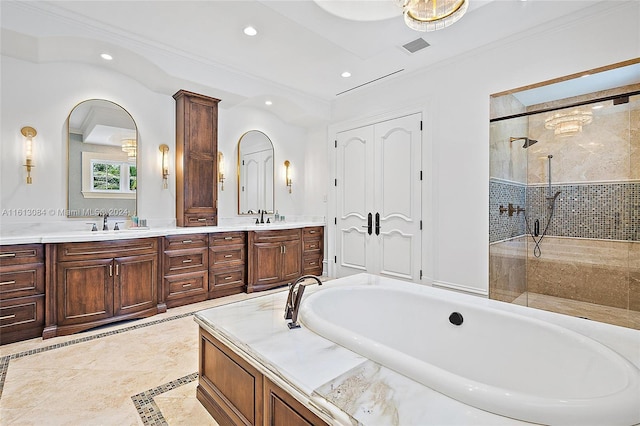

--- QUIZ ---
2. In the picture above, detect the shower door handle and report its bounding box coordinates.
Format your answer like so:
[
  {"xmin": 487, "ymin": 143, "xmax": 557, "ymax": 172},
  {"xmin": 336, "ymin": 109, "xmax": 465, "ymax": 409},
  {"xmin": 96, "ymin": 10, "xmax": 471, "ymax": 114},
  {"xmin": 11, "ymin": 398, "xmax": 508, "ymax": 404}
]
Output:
[{"xmin": 375, "ymin": 212, "xmax": 380, "ymax": 236}]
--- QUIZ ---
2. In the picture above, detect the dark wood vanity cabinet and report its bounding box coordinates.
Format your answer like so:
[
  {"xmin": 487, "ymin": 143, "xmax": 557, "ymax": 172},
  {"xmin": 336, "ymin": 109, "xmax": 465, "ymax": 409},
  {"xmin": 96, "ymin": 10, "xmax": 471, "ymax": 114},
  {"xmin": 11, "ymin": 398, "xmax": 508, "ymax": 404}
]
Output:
[
  {"xmin": 209, "ymin": 232, "xmax": 246, "ymax": 298},
  {"xmin": 302, "ymin": 227, "xmax": 323, "ymax": 276},
  {"xmin": 247, "ymin": 229, "xmax": 302, "ymax": 293},
  {"xmin": 198, "ymin": 328, "xmax": 327, "ymax": 426},
  {"xmin": 0, "ymin": 244, "xmax": 45, "ymax": 345},
  {"xmin": 162, "ymin": 234, "xmax": 209, "ymax": 309},
  {"xmin": 46, "ymin": 238, "xmax": 159, "ymax": 337},
  {"xmin": 174, "ymin": 89, "xmax": 221, "ymax": 227}
]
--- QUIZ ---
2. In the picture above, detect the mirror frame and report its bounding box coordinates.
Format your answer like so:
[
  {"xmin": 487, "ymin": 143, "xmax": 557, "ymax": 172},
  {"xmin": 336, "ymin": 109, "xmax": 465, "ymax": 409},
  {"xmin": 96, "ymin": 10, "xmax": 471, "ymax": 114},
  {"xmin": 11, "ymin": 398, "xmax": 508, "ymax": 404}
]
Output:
[
  {"xmin": 66, "ymin": 99, "xmax": 138, "ymax": 218},
  {"xmin": 237, "ymin": 130, "xmax": 275, "ymax": 215}
]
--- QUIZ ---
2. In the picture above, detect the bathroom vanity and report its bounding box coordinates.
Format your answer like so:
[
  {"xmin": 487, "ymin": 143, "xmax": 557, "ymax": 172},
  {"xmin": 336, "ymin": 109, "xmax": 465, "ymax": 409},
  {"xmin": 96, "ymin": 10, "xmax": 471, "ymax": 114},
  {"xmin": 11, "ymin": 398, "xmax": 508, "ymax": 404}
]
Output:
[{"xmin": 0, "ymin": 223, "xmax": 324, "ymax": 344}]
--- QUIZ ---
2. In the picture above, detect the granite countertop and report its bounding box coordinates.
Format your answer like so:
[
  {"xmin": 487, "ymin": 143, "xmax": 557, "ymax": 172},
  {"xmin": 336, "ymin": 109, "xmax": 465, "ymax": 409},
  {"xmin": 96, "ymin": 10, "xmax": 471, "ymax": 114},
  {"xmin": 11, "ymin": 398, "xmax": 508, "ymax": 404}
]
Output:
[
  {"xmin": 194, "ymin": 273, "xmax": 640, "ymax": 425},
  {"xmin": 0, "ymin": 220, "xmax": 325, "ymax": 245}
]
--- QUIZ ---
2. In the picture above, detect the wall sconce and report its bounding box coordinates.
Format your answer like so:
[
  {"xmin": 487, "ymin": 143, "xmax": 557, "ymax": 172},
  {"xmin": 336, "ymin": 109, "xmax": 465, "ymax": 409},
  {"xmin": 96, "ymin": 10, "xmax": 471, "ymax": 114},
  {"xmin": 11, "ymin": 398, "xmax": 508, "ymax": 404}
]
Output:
[
  {"xmin": 284, "ymin": 160, "xmax": 292, "ymax": 193},
  {"xmin": 159, "ymin": 144, "xmax": 169, "ymax": 189},
  {"xmin": 218, "ymin": 151, "xmax": 225, "ymax": 191},
  {"xmin": 21, "ymin": 126, "xmax": 37, "ymax": 184}
]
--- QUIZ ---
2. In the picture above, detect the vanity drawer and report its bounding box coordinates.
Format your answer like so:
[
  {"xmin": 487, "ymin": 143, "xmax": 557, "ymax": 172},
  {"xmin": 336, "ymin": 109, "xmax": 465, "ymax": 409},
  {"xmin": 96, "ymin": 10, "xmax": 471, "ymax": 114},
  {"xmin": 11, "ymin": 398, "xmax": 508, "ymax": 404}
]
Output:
[
  {"xmin": 210, "ymin": 268, "xmax": 245, "ymax": 291},
  {"xmin": 0, "ymin": 294, "xmax": 45, "ymax": 344},
  {"xmin": 210, "ymin": 247, "xmax": 245, "ymax": 268},
  {"xmin": 165, "ymin": 271, "xmax": 208, "ymax": 300},
  {"xmin": 251, "ymin": 229, "xmax": 301, "ymax": 243},
  {"xmin": 303, "ymin": 239, "xmax": 322, "ymax": 253},
  {"xmin": 57, "ymin": 238, "xmax": 158, "ymax": 261},
  {"xmin": 164, "ymin": 248, "xmax": 208, "ymax": 275},
  {"xmin": 209, "ymin": 232, "xmax": 245, "ymax": 247},
  {"xmin": 303, "ymin": 255, "xmax": 323, "ymax": 276},
  {"xmin": 0, "ymin": 264, "xmax": 45, "ymax": 299},
  {"xmin": 184, "ymin": 214, "xmax": 216, "ymax": 227},
  {"xmin": 0, "ymin": 244, "xmax": 44, "ymax": 266},
  {"xmin": 302, "ymin": 227, "xmax": 323, "ymax": 239},
  {"xmin": 164, "ymin": 234, "xmax": 208, "ymax": 251}
]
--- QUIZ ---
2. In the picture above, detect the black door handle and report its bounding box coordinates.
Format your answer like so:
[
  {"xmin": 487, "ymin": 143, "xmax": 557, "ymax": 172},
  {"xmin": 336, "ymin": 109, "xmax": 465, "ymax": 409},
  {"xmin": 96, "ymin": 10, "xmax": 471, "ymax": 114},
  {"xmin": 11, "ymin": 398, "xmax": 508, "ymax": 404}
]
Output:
[
  {"xmin": 367, "ymin": 212, "xmax": 373, "ymax": 235},
  {"xmin": 375, "ymin": 212, "xmax": 380, "ymax": 236}
]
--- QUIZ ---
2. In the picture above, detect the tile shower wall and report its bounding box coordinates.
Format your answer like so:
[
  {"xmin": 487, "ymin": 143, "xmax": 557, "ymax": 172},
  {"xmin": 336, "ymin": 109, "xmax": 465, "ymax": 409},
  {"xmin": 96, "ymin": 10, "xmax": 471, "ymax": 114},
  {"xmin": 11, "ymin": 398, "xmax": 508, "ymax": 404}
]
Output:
[
  {"xmin": 526, "ymin": 182, "xmax": 640, "ymax": 241},
  {"xmin": 489, "ymin": 179, "xmax": 526, "ymax": 243}
]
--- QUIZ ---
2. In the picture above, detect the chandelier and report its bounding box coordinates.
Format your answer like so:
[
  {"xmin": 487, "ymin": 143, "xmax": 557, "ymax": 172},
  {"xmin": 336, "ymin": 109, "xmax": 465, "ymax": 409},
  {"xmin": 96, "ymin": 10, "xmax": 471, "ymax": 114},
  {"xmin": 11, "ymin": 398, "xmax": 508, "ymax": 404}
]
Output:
[
  {"xmin": 399, "ymin": 0, "xmax": 469, "ymax": 32},
  {"xmin": 121, "ymin": 139, "xmax": 137, "ymax": 161},
  {"xmin": 544, "ymin": 110, "xmax": 593, "ymax": 137}
]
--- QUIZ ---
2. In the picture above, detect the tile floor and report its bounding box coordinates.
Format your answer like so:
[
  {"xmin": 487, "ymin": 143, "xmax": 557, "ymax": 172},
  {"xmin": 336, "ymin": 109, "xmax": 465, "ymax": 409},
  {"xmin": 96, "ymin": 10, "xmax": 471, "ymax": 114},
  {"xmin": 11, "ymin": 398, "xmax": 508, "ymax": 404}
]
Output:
[{"xmin": 0, "ymin": 286, "xmax": 290, "ymax": 426}]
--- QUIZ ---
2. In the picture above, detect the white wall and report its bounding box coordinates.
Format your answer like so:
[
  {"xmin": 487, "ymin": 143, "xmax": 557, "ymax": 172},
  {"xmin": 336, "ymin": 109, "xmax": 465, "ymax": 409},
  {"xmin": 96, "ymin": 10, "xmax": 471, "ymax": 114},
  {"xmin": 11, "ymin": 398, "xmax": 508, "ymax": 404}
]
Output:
[
  {"xmin": 328, "ymin": 1, "xmax": 640, "ymax": 294},
  {"xmin": 0, "ymin": 57, "xmax": 315, "ymax": 230}
]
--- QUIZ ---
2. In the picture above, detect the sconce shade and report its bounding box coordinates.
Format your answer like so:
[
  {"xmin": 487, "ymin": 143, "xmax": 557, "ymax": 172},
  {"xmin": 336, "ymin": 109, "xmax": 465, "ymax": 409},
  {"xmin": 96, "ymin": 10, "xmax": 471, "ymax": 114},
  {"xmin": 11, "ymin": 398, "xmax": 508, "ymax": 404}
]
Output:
[
  {"xmin": 21, "ymin": 126, "xmax": 37, "ymax": 184},
  {"xmin": 218, "ymin": 151, "xmax": 225, "ymax": 191},
  {"xmin": 284, "ymin": 160, "xmax": 292, "ymax": 193},
  {"xmin": 159, "ymin": 144, "xmax": 169, "ymax": 189}
]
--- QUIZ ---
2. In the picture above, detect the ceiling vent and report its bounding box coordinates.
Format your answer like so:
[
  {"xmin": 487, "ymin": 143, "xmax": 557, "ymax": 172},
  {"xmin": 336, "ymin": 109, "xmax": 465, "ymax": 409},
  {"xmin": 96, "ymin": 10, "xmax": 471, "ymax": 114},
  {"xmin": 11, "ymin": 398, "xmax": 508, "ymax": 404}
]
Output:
[{"xmin": 402, "ymin": 38, "xmax": 430, "ymax": 54}]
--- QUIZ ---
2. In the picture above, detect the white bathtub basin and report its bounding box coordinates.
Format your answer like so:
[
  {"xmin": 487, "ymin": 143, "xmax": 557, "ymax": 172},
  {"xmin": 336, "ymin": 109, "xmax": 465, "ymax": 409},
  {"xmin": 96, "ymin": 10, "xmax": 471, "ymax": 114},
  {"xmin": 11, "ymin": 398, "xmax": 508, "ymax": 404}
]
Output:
[{"xmin": 299, "ymin": 285, "xmax": 640, "ymax": 425}]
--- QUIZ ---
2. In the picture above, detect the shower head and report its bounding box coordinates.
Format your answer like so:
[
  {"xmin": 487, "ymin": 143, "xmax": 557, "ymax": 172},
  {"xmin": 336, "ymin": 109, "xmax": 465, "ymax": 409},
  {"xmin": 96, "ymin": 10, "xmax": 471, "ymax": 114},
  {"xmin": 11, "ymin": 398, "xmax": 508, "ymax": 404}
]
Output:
[{"xmin": 509, "ymin": 137, "xmax": 538, "ymax": 149}]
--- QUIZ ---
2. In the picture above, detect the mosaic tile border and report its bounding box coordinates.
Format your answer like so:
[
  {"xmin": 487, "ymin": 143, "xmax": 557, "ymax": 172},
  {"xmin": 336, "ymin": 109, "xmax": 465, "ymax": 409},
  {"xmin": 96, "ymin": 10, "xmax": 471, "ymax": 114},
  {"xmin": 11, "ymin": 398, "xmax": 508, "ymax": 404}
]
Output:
[
  {"xmin": 132, "ymin": 372, "xmax": 199, "ymax": 426},
  {"xmin": 0, "ymin": 310, "xmax": 198, "ymax": 398}
]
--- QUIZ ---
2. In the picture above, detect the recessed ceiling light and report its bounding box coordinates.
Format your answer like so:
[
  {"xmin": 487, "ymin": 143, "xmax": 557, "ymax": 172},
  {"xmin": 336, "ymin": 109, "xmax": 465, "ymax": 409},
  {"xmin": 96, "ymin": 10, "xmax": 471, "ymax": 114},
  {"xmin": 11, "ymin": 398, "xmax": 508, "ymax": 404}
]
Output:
[
  {"xmin": 265, "ymin": 100, "xmax": 273, "ymax": 106},
  {"xmin": 341, "ymin": 71, "xmax": 352, "ymax": 78},
  {"xmin": 244, "ymin": 26, "xmax": 258, "ymax": 36},
  {"xmin": 100, "ymin": 53, "xmax": 113, "ymax": 61}
]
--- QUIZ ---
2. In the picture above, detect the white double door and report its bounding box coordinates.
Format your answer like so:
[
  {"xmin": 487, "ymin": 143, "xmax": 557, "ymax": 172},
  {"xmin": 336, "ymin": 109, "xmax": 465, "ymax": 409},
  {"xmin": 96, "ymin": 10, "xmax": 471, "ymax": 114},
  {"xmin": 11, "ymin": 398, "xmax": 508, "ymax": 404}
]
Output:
[{"xmin": 335, "ymin": 113, "xmax": 422, "ymax": 281}]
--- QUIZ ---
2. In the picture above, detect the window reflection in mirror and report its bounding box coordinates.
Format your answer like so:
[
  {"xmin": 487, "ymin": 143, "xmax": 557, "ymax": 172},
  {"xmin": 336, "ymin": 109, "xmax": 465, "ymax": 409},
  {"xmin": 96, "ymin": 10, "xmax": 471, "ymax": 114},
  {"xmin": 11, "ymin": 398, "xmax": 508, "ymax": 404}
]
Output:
[
  {"xmin": 67, "ymin": 99, "xmax": 137, "ymax": 218},
  {"xmin": 237, "ymin": 130, "xmax": 274, "ymax": 214}
]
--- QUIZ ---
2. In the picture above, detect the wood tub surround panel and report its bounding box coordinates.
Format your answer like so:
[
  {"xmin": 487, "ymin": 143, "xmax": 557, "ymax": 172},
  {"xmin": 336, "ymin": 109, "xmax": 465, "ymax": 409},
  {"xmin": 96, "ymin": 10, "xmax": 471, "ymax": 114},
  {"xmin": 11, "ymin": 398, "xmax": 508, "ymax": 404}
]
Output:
[
  {"xmin": 0, "ymin": 244, "xmax": 45, "ymax": 344},
  {"xmin": 46, "ymin": 238, "xmax": 159, "ymax": 338},
  {"xmin": 162, "ymin": 234, "xmax": 209, "ymax": 308},
  {"xmin": 197, "ymin": 328, "xmax": 327, "ymax": 426},
  {"xmin": 209, "ymin": 232, "xmax": 246, "ymax": 298}
]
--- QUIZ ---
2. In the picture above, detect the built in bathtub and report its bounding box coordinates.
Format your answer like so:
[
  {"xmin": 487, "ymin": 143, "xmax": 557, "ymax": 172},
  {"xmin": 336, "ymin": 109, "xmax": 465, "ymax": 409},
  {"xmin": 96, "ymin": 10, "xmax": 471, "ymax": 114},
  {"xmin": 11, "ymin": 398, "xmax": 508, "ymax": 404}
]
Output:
[{"xmin": 299, "ymin": 284, "xmax": 640, "ymax": 425}]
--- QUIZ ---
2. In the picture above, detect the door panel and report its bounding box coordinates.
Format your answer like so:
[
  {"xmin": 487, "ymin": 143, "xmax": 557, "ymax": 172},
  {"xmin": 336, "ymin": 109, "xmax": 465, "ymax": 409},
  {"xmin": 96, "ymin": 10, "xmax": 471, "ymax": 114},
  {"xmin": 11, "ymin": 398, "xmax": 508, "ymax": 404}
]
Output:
[
  {"xmin": 57, "ymin": 259, "xmax": 113, "ymax": 325},
  {"xmin": 114, "ymin": 254, "xmax": 157, "ymax": 316},
  {"xmin": 336, "ymin": 113, "xmax": 422, "ymax": 281},
  {"xmin": 336, "ymin": 126, "xmax": 374, "ymax": 276},
  {"xmin": 375, "ymin": 115, "xmax": 422, "ymax": 281}
]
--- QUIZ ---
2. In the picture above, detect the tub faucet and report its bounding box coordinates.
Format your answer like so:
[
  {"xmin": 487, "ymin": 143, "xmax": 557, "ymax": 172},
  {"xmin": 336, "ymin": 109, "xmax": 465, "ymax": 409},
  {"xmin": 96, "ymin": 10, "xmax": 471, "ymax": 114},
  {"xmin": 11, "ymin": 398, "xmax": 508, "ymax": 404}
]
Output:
[
  {"xmin": 99, "ymin": 213, "xmax": 109, "ymax": 231},
  {"xmin": 284, "ymin": 275, "xmax": 322, "ymax": 329}
]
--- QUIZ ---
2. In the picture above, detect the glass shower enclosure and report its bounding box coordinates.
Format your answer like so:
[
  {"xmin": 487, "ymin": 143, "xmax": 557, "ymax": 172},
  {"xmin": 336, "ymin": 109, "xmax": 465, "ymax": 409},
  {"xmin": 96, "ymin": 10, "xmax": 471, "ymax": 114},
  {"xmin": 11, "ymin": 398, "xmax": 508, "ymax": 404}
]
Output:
[{"xmin": 489, "ymin": 63, "xmax": 639, "ymax": 329}]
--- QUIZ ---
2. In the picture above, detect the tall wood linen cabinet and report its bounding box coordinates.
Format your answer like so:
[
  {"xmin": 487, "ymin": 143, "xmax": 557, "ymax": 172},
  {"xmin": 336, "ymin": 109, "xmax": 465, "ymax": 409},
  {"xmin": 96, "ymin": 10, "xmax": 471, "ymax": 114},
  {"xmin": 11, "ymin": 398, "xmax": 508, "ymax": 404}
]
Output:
[{"xmin": 173, "ymin": 90, "xmax": 221, "ymax": 227}]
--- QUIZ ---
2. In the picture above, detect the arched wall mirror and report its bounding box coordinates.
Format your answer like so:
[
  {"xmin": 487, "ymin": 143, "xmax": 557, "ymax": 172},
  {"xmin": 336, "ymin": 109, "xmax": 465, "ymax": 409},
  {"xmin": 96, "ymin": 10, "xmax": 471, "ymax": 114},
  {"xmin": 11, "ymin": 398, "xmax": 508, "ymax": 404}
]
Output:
[
  {"xmin": 67, "ymin": 99, "xmax": 137, "ymax": 218},
  {"xmin": 237, "ymin": 130, "xmax": 274, "ymax": 214}
]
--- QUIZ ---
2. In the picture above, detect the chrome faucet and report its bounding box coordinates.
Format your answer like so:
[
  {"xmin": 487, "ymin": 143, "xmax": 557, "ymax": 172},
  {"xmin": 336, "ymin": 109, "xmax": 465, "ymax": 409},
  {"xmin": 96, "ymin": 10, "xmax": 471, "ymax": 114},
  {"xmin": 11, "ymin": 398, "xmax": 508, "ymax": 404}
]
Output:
[
  {"xmin": 99, "ymin": 213, "xmax": 109, "ymax": 231},
  {"xmin": 284, "ymin": 275, "xmax": 322, "ymax": 329}
]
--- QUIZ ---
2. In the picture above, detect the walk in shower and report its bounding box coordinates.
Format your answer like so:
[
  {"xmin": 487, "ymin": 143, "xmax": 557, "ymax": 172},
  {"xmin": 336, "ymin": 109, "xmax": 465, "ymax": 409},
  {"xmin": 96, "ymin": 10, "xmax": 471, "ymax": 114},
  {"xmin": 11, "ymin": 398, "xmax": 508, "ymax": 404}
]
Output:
[{"xmin": 489, "ymin": 62, "xmax": 639, "ymax": 329}]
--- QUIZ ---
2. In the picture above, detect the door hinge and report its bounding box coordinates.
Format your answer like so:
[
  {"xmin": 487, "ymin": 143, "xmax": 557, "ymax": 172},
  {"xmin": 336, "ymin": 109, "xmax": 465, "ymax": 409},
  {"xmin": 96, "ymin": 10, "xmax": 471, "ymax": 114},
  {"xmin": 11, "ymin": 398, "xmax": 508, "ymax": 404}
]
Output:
[
  {"xmin": 242, "ymin": 160, "xmax": 245, "ymax": 165},
  {"xmin": 420, "ymin": 220, "xmax": 422, "ymax": 230},
  {"xmin": 420, "ymin": 269, "xmax": 423, "ymax": 280},
  {"xmin": 335, "ymin": 140, "xmax": 337, "ymax": 148},
  {"xmin": 334, "ymin": 256, "xmax": 337, "ymax": 263},
  {"xmin": 334, "ymin": 178, "xmax": 337, "ymax": 187},
  {"xmin": 334, "ymin": 217, "xmax": 337, "ymax": 225},
  {"xmin": 420, "ymin": 121, "xmax": 423, "ymax": 131},
  {"xmin": 420, "ymin": 170, "xmax": 423, "ymax": 180}
]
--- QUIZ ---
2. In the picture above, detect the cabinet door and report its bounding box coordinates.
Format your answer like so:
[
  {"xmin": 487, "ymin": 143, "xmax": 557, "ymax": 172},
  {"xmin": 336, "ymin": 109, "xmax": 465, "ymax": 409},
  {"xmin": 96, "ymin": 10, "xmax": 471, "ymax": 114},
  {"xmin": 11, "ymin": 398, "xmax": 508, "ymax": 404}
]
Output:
[
  {"xmin": 251, "ymin": 242, "xmax": 282, "ymax": 287},
  {"xmin": 114, "ymin": 254, "xmax": 157, "ymax": 317},
  {"xmin": 281, "ymin": 240, "xmax": 301, "ymax": 283},
  {"xmin": 57, "ymin": 259, "xmax": 113, "ymax": 325}
]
